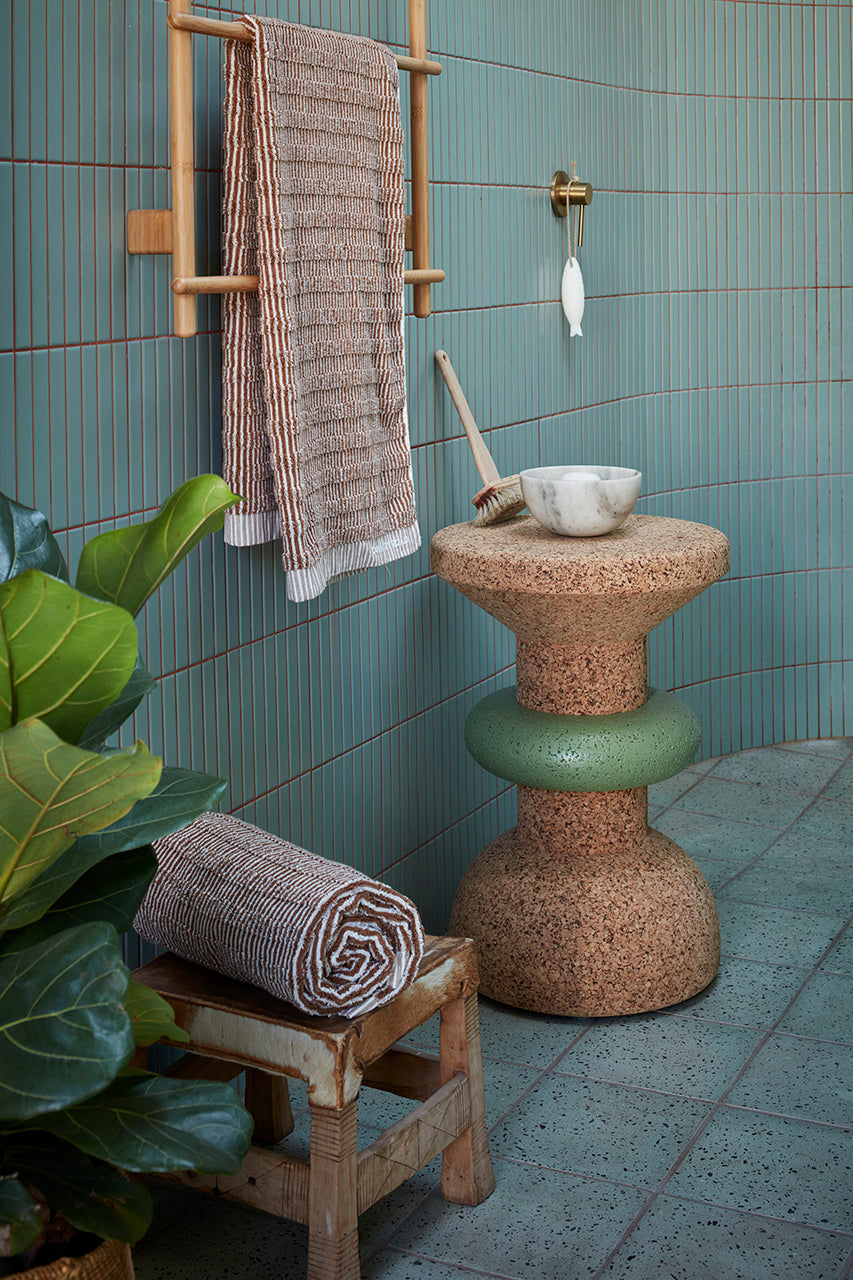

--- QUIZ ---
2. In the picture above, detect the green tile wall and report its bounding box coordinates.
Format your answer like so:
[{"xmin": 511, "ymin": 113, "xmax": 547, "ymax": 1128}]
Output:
[{"xmin": 1, "ymin": 0, "xmax": 849, "ymax": 935}]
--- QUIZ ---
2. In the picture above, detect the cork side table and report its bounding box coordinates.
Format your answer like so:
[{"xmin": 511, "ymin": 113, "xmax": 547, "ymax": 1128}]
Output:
[{"xmin": 430, "ymin": 514, "xmax": 730, "ymax": 1017}]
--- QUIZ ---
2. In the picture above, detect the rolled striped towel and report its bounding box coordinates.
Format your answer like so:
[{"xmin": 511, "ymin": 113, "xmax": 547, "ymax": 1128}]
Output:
[{"xmin": 134, "ymin": 813, "xmax": 424, "ymax": 1018}]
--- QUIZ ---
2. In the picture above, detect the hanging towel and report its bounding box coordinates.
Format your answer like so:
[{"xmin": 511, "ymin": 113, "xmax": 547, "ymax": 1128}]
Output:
[
  {"xmin": 134, "ymin": 812, "xmax": 425, "ymax": 1018},
  {"xmin": 220, "ymin": 18, "xmax": 421, "ymax": 602}
]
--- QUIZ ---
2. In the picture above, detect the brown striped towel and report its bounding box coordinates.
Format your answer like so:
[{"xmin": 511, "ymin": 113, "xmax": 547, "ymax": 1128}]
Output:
[
  {"xmin": 134, "ymin": 812, "xmax": 424, "ymax": 1017},
  {"xmin": 221, "ymin": 18, "xmax": 420, "ymax": 603}
]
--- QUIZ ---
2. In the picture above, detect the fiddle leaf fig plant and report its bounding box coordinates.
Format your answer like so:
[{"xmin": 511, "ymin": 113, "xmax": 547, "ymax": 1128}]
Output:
[{"xmin": 0, "ymin": 476, "xmax": 254, "ymax": 1273}]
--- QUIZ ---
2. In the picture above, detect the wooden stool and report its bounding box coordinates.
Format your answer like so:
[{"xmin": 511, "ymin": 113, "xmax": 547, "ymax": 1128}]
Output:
[{"xmin": 132, "ymin": 935, "xmax": 495, "ymax": 1280}]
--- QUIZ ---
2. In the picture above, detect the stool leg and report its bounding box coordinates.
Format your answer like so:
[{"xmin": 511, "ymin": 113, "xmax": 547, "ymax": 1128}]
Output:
[
  {"xmin": 307, "ymin": 1099, "xmax": 360, "ymax": 1280},
  {"xmin": 439, "ymin": 992, "xmax": 495, "ymax": 1206},
  {"xmin": 244, "ymin": 1070, "xmax": 294, "ymax": 1144}
]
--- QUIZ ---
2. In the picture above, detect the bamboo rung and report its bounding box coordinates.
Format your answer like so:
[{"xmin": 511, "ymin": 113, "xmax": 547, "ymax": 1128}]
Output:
[
  {"xmin": 172, "ymin": 268, "xmax": 444, "ymax": 296},
  {"xmin": 166, "ymin": 12, "xmax": 442, "ymax": 75},
  {"xmin": 172, "ymin": 274, "xmax": 259, "ymax": 295},
  {"xmin": 407, "ymin": 268, "xmax": 445, "ymax": 285}
]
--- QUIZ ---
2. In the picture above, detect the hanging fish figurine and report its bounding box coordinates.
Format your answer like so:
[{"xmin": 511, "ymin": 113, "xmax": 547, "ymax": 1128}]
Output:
[{"xmin": 561, "ymin": 255, "xmax": 585, "ymax": 337}]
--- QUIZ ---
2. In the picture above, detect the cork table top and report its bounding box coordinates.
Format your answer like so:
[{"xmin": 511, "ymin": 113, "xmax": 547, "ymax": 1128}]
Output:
[
  {"xmin": 431, "ymin": 515, "xmax": 730, "ymax": 648},
  {"xmin": 431, "ymin": 514, "xmax": 730, "ymax": 598}
]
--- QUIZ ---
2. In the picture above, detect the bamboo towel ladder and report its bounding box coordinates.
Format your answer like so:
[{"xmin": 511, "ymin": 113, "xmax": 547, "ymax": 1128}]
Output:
[{"xmin": 128, "ymin": 0, "xmax": 445, "ymax": 337}]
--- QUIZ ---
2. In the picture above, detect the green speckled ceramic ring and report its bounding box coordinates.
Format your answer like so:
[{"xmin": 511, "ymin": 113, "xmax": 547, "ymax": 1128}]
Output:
[{"xmin": 465, "ymin": 687, "xmax": 701, "ymax": 792}]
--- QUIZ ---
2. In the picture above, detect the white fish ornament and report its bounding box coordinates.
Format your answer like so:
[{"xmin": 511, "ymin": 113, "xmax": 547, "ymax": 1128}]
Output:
[{"xmin": 561, "ymin": 255, "xmax": 585, "ymax": 337}]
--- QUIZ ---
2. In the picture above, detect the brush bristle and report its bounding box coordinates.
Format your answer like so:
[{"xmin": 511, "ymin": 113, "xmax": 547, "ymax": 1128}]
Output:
[{"xmin": 473, "ymin": 484, "xmax": 527, "ymax": 526}]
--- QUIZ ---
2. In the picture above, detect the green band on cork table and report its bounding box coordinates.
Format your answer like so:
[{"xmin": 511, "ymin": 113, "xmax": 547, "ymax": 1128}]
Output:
[{"xmin": 464, "ymin": 687, "xmax": 701, "ymax": 793}]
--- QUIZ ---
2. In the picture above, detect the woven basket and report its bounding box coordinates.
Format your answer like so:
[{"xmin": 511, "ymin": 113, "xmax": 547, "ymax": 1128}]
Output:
[{"xmin": 14, "ymin": 1239, "xmax": 134, "ymax": 1280}]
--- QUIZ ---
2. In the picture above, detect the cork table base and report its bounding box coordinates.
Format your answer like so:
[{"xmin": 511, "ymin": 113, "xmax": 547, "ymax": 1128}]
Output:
[
  {"xmin": 449, "ymin": 788, "xmax": 720, "ymax": 1017},
  {"xmin": 431, "ymin": 515, "xmax": 730, "ymax": 1018}
]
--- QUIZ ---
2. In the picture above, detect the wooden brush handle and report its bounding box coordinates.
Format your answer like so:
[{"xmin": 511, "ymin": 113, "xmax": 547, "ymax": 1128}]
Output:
[{"xmin": 435, "ymin": 350, "xmax": 502, "ymax": 487}]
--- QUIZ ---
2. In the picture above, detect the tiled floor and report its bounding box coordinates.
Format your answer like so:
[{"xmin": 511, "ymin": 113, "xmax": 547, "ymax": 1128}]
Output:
[{"xmin": 134, "ymin": 738, "xmax": 853, "ymax": 1280}]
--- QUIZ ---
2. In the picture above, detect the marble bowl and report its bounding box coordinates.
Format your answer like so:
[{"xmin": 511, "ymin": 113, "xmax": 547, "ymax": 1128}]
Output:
[{"xmin": 520, "ymin": 465, "xmax": 642, "ymax": 537}]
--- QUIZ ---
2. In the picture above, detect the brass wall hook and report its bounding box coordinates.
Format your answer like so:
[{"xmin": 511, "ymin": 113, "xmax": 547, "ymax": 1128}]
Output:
[{"xmin": 550, "ymin": 170, "xmax": 593, "ymax": 246}]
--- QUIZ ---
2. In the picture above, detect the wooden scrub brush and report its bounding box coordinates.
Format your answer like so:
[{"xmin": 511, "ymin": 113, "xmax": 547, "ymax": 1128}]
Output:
[{"xmin": 435, "ymin": 350, "xmax": 526, "ymax": 526}]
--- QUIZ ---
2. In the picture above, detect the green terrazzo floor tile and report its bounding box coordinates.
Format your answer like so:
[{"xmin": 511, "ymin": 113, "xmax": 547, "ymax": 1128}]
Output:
[
  {"xmin": 473, "ymin": 996, "xmax": 587, "ymax": 1069},
  {"xmin": 665, "ymin": 1109, "xmax": 853, "ymax": 1232},
  {"xmin": 716, "ymin": 900, "xmax": 843, "ymax": 967},
  {"xmin": 602, "ymin": 1196, "xmax": 852, "ymax": 1280},
  {"xmin": 132, "ymin": 1195, "xmax": 309, "ymax": 1280},
  {"xmin": 756, "ymin": 828, "xmax": 853, "ymax": 874},
  {"xmin": 778, "ymin": 971, "xmax": 853, "ymax": 1043},
  {"xmin": 554, "ymin": 1018, "xmax": 762, "ymax": 1101},
  {"xmin": 688, "ymin": 854, "xmax": 749, "ymax": 891},
  {"xmin": 653, "ymin": 809, "xmax": 780, "ymax": 860},
  {"xmin": 365, "ymin": 1250, "xmax": 516, "ymax": 1279},
  {"xmin": 670, "ymin": 777, "xmax": 812, "ymax": 829},
  {"xmin": 824, "ymin": 760, "xmax": 853, "ymax": 803},
  {"xmin": 777, "ymin": 738, "xmax": 853, "ymax": 760},
  {"xmin": 666, "ymin": 956, "xmax": 808, "ymax": 1029},
  {"xmin": 725, "ymin": 1033, "xmax": 853, "ymax": 1127},
  {"xmin": 821, "ymin": 924, "xmax": 853, "ymax": 975},
  {"xmin": 646, "ymin": 769, "xmax": 703, "ymax": 809},
  {"xmin": 717, "ymin": 864, "xmax": 853, "ymax": 916},
  {"xmin": 488, "ymin": 1074, "xmax": 710, "ymax": 1186},
  {"xmin": 791, "ymin": 798, "xmax": 853, "ymax": 843},
  {"xmin": 684, "ymin": 756, "xmax": 721, "ymax": 775},
  {"xmin": 356, "ymin": 1057, "xmax": 541, "ymax": 1133},
  {"xmin": 710, "ymin": 746, "xmax": 844, "ymax": 794}
]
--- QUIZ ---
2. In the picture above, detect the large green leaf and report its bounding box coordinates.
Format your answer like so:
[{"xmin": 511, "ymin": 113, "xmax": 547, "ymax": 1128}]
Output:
[
  {"xmin": 75, "ymin": 475, "xmax": 240, "ymax": 618},
  {"xmin": 78, "ymin": 655, "xmax": 158, "ymax": 750},
  {"xmin": 0, "ymin": 847, "xmax": 158, "ymax": 955},
  {"xmin": 38, "ymin": 1073, "xmax": 253, "ymax": 1175},
  {"xmin": 0, "ymin": 491, "xmax": 68, "ymax": 585},
  {"xmin": 0, "ymin": 1175, "xmax": 44, "ymax": 1258},
  {"xmin": 2, "ymin": 766, "xmax": 224, "ymax": 934},
  {"xmin": 0, "ymin": 719, "xmax": 161, "ymax": 914},
  {"xmin": 5, "ymin": 1135, "xmax": 152, "ymax": 1246},
  {"xmin": 124, "ymin": 981, "xmax": 190, "ymax": 1048},
  {"xmin": 64, "ymin": 767, "xmax": 227, "ymax": 861},
  {"xmin": 0, "ymin": 833, "xmax": 152, "ymax": 936},
  {"xmin": 0, "ymin": 923, "xmax": 133, "ymax": 1122},
  {"xmin": 0, "ymin": 571, "xmax": 139, "ymax": 743}
]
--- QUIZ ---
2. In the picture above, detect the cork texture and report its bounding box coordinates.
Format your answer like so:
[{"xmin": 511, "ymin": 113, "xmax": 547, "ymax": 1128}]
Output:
[
  {"xmin": 449, "ymin": 796, "xmax": 720, "ymax": 1017},
  {"xmin": 515, "ymin": 638, "xmax": 647, "ymax": 714},
  {"xmin": 430, "ymin": 514, "xmax": 731, "ymax": 649}
]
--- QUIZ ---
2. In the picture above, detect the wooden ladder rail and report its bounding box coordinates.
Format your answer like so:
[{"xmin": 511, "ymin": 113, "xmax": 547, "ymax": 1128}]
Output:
[{"xmin": 127, "ymin": 0, "xmax": 445, "ymax": 337}]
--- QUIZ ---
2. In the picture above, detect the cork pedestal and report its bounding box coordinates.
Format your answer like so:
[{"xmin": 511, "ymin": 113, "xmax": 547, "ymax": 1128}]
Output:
[{"xmin": 430, "ymin": 514, "xmax": 730, "ymax": 1017}]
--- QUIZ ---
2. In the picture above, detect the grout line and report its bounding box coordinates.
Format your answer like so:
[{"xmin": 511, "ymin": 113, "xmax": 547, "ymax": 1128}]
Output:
[
  {"xmin": 367, "ymin": 1245, "xmax": 525, "ymax": 1280},
  {"xmin": 488, "ymin": 1152, "xmax": 664, "ymax": 1199},
  {"xmin": 721, "ymin": 1099, "xmax": 853, "ymax": 1132},
  {"xmin": 8, "ymin": 315, "xmax": 853, "ymax": 359},
  {"xmin": 646, "ymin": 1192, "xmax": 853, "ymax": 1242}
]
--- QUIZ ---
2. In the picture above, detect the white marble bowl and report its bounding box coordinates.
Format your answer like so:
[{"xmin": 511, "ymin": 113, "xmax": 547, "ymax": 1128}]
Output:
[{"xmin": 520, "ymin": 465, "xmax": 642, "ymax": 537}]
